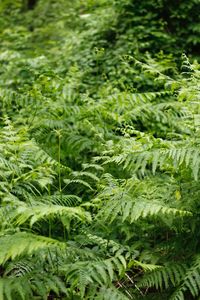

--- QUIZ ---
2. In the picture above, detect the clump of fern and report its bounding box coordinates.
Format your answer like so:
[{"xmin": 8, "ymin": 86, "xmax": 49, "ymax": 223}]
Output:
[{"xmin": 0, "ymin": 0, "xmax": 200, "ymax": 298}]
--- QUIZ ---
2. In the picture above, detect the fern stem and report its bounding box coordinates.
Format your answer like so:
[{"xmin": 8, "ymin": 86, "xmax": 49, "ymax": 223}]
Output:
[
  {"xmin": 58, "ymin": 131, "xmax": 62, "ymax": 193},
  {"xmin": 49, "ymin": 219, "xmax": 52, "ymax": 238}
]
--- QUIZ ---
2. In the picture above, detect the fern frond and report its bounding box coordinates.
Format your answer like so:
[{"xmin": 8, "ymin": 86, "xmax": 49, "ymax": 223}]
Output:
[
  {"xmin": 61, "ymin": 255, "xmax": 126, "ymax": 297},
  {"xmin": 92, "ymin": 286, "xmax": 130, "ymax": 300},
  {"xmin": 0, "ymin": 271, "xmax": 68, "ymax": 300},
  {"xmin": 40, "ymin": 194, "xmax": 82, "ymax": 206},
  {"xmin": 63, "ymin": 178, "xmax": 93, "ymax": 190},
  {"xmin": 98, "ymin": 196, "xmax": 191, "ymax": 224},
  {"xmin": 71, "ymin": 171, "xmax": 100, "ymax": 182},
  {"xmin": 0, "ymin": 232, "xmax": 65, "ymax": 264},
  {"xmin": 103, "ymin": 138, "xmax": 200, "ymax": 180},
  {"xmin": 171, "ymin": 256, "xmax": 200, "ymax": 300},
  {"xmin": 138, "ymin": 263, "xmax": 187, "ymax": 290},
  {"xmin": 11, "ymin": 203, "xmax": 91, "ymax": 227},
  {"xmin": 0, "ymin": 277, "xmax": 32, "ymax": 300}
]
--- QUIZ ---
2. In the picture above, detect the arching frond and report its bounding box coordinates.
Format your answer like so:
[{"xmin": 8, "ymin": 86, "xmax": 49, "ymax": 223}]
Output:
[
  {"xmin": 138, "ymin": 263, "xmax": 187, "ymax": 291},
  {"xmin": 0, "ymin": 232, "xmax": 65, "ymax": 265},
  {"xmin": 61, "ymin": 255, "xmax": 126, "ymax": 298},
  {"xmin": 10, "ymin": 203, "xmax": 91, "ymax": 227}
]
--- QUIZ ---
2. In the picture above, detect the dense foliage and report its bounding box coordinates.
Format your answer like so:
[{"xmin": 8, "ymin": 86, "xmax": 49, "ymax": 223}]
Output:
[{"xmin": 0, "ymin": 0, "xmax": 200, "ymax": 299}]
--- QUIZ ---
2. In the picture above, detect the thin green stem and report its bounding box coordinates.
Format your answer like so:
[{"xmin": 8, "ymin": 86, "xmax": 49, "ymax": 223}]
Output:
[{"xmin": 58, "ymin": 132, "xmax": 61, "ymax": 193}]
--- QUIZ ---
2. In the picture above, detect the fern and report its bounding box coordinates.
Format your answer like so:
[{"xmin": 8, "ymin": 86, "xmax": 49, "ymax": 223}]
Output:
[
  {"xmin": 0, "ymin": 232, "xmax": 65, "ymax": 265},
  {"xmin": 10, "ymin": 203, "xmax": 91, "ymax": 227},
  {"xmin": 0, "ymin": 2, "xmax": 200, "ymax": 298},
  {"xmin": 96, "ymin": 176, "xmax": 191, "ymax": 223},
  {"xmin": 61, "ymin": 255, "xmax": 126, "ymax": 298},
  {"xmin": 0, "ymin": 277, "xmax": 32, "ymax": 300},
  {"xmin": 170, "ymin": 257, "xmax": 200, "ymax": 300},
  {"xmin": 138, "ymin": 263, "xmax": 187, "ymax": 290}
]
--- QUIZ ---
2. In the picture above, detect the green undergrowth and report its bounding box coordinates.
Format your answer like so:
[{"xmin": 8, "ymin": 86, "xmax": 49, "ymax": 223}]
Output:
[{"xmin": 0, "ymin": 0, "xmax": 200, "ymax": 299}]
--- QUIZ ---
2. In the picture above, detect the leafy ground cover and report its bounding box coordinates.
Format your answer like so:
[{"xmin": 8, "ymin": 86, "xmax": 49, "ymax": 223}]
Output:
[{"xmin": 0, "ymin": 0, "xmax": 200, "ymax": 299}]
